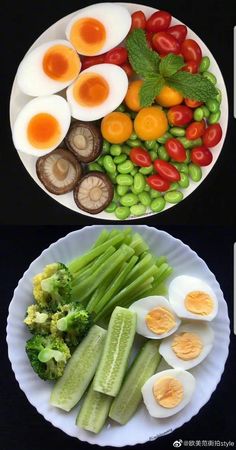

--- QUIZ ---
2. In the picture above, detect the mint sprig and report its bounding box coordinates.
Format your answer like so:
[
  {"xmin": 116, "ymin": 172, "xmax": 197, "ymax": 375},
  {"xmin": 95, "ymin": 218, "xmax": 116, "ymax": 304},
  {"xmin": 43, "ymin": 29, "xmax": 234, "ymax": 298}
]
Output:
[
  {"xmin": 159, "ymin": 53, "xmax": 185, "ymax": 77},
  {"xmin": 140, "ymin": 75, "xmax": 165, "ymax": 107},
  {"xmin": 126, "ymin": 28, "xmax": 160, "ymax": 78},
  {"xmin": 166, "ymin": 71, "xmax": 218, "ymax": 102}
]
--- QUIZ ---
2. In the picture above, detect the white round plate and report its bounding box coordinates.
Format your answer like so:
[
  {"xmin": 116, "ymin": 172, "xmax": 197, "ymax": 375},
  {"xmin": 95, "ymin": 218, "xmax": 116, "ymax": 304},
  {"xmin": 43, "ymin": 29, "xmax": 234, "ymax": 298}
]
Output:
[
  {"xmin": 6, "ymin": 225, "xmax": 230, "ymax": 446},
  {"xmin": 9, "ymin": 3, "xmax": 228, "ymax": 220}
]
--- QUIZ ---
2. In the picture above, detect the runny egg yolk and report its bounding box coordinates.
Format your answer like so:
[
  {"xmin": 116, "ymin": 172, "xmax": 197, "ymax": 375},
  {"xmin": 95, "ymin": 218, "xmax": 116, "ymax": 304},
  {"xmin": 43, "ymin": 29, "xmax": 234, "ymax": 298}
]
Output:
[
  {"xmin": 145, "ymin": 307, "xmax": 176, "ymax": 335},
  {"xmin": 172, "ymin": 332, "xmax": 203, "ymax": 360},
  {"xmin": 153, "ymin": 377, "xmax": 184, "ymax": 408},
  {"xmin": 184, "ymin": 291, "xmax": 214, "ymax": 315},
  {"xmin": 42, "ymin": 45, "xmax": 81, "ymax": 81},
  {"xmin": 73, "ymin": 73, "xmax": 109, "ymax": 107},
  {"xmin": 69, "ymin": 17, "xmax": 106, "ymax": 55},
  {"xmin": 27, "ymin": 113, "xmax": 61, "ymax": 149}
]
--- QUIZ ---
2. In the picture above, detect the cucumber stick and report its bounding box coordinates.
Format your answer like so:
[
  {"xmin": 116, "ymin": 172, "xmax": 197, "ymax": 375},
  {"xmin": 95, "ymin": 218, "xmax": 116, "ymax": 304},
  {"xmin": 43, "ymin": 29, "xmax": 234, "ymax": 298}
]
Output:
[
  {"xmin": 93, "ymin": 306, "xmax": 136, "ymax": 397},
  {"xmin": 50, "ymin": 325, "xmax": 106, "ymax": 412},
  {"xmin": 76, "ymin": 382, "xmax": 113, "ymax": 433},
  {"xmin": 109, "ymin": 340, "xmax": 161, "ymax": 424}
]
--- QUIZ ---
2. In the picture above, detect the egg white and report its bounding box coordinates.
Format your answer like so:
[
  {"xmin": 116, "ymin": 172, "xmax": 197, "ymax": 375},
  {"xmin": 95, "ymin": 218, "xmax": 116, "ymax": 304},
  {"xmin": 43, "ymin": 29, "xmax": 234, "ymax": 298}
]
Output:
[{"xmin": 142, "ymin": 369, "xmax": 196, "ymax": 418}]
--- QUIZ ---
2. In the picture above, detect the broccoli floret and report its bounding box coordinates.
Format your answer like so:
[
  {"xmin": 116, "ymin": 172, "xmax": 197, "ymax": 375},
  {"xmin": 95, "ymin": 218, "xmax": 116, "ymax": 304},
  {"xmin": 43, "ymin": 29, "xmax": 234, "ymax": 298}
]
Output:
[
  {"xmin": 24, "ymin": 304, "xmax": 52, "ymax": 335},
  {"xmin": 33, "ymin": 263, "xmax": 72, "ymax": 312},
  {"xmin": 25, "ymin": 334, "xmax": 71, "ymax": 380},
  {"xmin": 50, "ymin": 303, "xmax": 92, "ymax": 349}
]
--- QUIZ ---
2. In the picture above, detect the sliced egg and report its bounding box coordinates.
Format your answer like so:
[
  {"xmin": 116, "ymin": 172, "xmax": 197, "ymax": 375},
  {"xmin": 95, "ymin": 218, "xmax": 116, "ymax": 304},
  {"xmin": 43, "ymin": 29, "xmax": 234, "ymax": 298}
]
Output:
[
  {"xmin": 16, "ymin": 40, "xmax": 81, "ymax": 96},
  {"xmin": 142, "ymin": 369, "xmax": 196, "ymax": 418},
  {"xmin": 169, "ymin": 275, "xmax": 218, "ymax": 321},
  {"xmin": 129, "ymin": 296, "xmax": 181, "ymax": 339},
  {"xmin": 12, "ymin": 95, "xmax": 71, "ymax": 156},
  {"xmin": 66, "ymin": 63, "xmax": 128, "ymax": 121},
  {"xmin": 159, "ymin": 322, "xmax": 214, "ymax": 370},
  {"xmin": 65, "ymin": 3, "xmax": 131, "ymax": 56}
]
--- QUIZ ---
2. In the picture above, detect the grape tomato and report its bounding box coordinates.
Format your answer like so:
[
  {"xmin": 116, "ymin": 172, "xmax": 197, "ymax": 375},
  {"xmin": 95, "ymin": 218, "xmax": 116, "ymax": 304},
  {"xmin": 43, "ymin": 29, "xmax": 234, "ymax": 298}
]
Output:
[
  {"xmin": 130, "ymin": 10, "xmax": 146, "ymax": 31},
  {"xmin": 186, "ymin": 121, "xmax": 206, "ymax": 140},
  {"xmin": 152, "ymin": 32, "xmax": 180, "ymax": 55},
  {"xmin": 191, "ymin": 146, "xmax": 213, "ymax": 166},
  {"xmin": 167, "ymin": 105, "xmax": 193, "ymax": 126},
  {"xmin": 203, "ymin": 124, "xmax": 223, "ymax": 147},
  {"xmin": 146, "ymin": 174, "xmax": 170, "ymax": 191},
  {"xmin": 165, "ymin": 138, "xmax": 187, "ymax": 162},
  {"xmin": 153, "ymin": 159, "xmax": 181, "ymax": 182},
  {"xmin": 146, "ymin": 10, "xmax": 172, "ymax": 33},
  {"xmin": 167, "ymin": 24, "xmax": 187, "ymax": 43},
  {"xmin": 181, "ymin": 39, "xmax": 202, "ymax": 64},
  {"xmin": 130, "ymin": 147, "xmax": 152, "ymax": 167},
  {"xmin": 104, "ymin": 47, "xmax": 128, "ymax": 65}
]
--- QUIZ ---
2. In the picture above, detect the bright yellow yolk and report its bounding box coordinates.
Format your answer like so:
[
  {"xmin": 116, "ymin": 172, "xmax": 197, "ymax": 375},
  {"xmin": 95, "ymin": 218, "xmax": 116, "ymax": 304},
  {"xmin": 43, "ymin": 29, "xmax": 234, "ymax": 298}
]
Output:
[
  {"xmin": 145, "ymin": 307, "xmax": 176, "ymax": 335},
  {"xmin": 153, "ymin": 377, "xmax": 184, "ymax": 408},
  {"xmin": 42, "ymin": 45, "xmax": 81, "ymax": 81},
  {"xmin": 27, "ymin": 113, "xmax": 61, "ymax": 149},
  {"xmin": 184, "ymin": 291, "xmax": 214, "ymax": 316},
  {"xmin": 73, "ymin": 73, "xmax": 109, "ymax": 107},
  {"xmin": 172, "ymin": 332, "xmax": 203, "ymax": 360},
  {"xmin": 70, "ymin": 17, "xmax": 106, "ymax": 55}
]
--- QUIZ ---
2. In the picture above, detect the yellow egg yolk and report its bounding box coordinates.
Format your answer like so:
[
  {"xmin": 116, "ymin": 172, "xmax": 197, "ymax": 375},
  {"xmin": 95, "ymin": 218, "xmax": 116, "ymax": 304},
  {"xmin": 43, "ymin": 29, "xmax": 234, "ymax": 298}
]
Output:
[
  {"xmin": 73, "ymin": 73, "xmax": 109, "ymax": 107},
  {"xmin": 145, "ymin": 307, "xmax": 176, "ymax": 335},
  {"xmin": 27, "ymin": 113, "xmax": 61, "ymax": 149},
  {"xmin": 42, "ymin": 45, "xmax": 81, "ymax": 81},
  {"xmin": 184, "ymin": 291, "xmax": 214, "ymax": 315},
  {"xmin": 172, "ymin": 332, "xmax": 203, "ymax": 360},
  {"xmin": 69, "ymin": 17, "xmax": 106, "ymax": 55},
  {"xmin": 153, "ymin": 377, "xmax": 184, "ymax": 408}
]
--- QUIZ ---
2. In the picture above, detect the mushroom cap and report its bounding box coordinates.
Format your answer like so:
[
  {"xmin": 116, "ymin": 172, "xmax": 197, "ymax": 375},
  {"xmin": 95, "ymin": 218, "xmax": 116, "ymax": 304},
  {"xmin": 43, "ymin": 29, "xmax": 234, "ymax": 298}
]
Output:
[
  {"xmin": 73, "ymin": 172, "xmax": 114, "ymax": 214},
  {"xmin": 36, "ymin": 147, "xmax": 82, "ymax": 195},
  {"xmin": 65, "ymin": 121, "xmax": 102, "ymax": 163}
]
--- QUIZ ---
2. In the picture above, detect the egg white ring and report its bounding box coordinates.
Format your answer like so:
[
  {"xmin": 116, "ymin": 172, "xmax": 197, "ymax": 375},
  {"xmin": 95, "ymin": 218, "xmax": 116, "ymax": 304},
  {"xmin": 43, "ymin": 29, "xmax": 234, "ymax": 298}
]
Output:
[
  {"xmin": 66, "ymin": 63, "xmax": 128, "ymax": 121},
  {"xmin": 129, "ymin": 296, "xmax": 181, "ymax": 340},
  {"xmin": 16, "ymin": 40, "xmax": 80, "ymax": 97},
  {"xmin": 65, "ymin": 3, "xmax": 131, "ymax": 56},
  {"xmin": 159, "ymin": 322, "xmax": 214, "ymax": 370},
  {"xmin": 141, "ymin": 369, "xmax": 196, "ymax": 418},
  {"xmin": 12, "ymin": 95, "xmax": 71, "ymax": 156},
  {"xmin": 169, "ymin": 275, "xmax": 218, "ymax": 321}
]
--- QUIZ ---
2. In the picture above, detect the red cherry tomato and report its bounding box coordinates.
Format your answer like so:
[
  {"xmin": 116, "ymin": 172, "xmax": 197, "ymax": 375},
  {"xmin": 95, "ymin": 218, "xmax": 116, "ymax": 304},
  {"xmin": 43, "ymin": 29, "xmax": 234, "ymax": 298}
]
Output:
[
  {"xmin": 104, "ymin": 47, "xmax": 128, "ymax": 66},
  {"xmin": 82, "ymin": 55, "xmax": 105, "ymax": 70},
  {"xmin": 121, "ymin": 62, "xmax": 134, "ymax": 78},
  {"xmin": 181, "ymin": 60, "xmax": 199, "ymax": 74},
  {"xmin": 130, "ymin": 147, "xmax": 152, "ymax": 167},
  {"xmin": 146, "ymin": 31, "xmax": 154, "ymax": 49},
  {"xmin": 165, "ymin": 138, "xmax": 186, "ymax": 162},
  {"xmin": 167, "ymin": 24, "xmax": 187, "ymax": 44},
  {"xmin": 153, "ymin": 159, "xmax": 181, "ymax": 182},
  {"xmin": 191, "ymin": 146, "xmax": 213, "ymax": 166},
  {"xmin": 130, "ymin": 10, "xmax": 146, "ymax": 32},
  {"xmin": 146, "ymin": 10, "xmax": 172, "ymax": 33},
  {"xmin": 184, "ymin": 98, "xmax": 203, "ymax": 108},
  {"xmin": 146, "ymin": 174, "xmax": 170, "ymax": 192},
  {"xmin": 186, "ymin": 121, "xmax": 206, "ymax": 140},
  {"xmin": 202, "ymin": 124, "xmax": 223, "ymax": 148},
  {"xmin": 167, "ymin": 105, "xmax": 193, "ymax": 126},
  {"xmin": 181, "ymin": 39, "xmax": 202, "ymax": 64},
  {"xmin": 152, "ymin": 32, "xmax": 180, "ymax": 55}
]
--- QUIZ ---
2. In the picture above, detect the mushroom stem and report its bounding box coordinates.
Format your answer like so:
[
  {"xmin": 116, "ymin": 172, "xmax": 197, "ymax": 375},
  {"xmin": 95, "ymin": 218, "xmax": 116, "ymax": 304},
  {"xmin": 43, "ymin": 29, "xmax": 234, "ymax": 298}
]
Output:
[{"xmin": 53, "ymin": 158, "xmax": 69, "ymax": 180}]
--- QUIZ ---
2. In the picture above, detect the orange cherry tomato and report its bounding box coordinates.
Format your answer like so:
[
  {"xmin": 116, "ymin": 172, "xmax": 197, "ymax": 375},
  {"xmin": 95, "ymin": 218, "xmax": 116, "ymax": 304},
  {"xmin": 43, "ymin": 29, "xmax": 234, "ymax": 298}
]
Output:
[
  {"xmin": 184, "ymin": 98, "xmax": 203, "ymax": 108},
  {"xmin": 186, "ymin": 120, "xmax": 206, "ymax": 140}
]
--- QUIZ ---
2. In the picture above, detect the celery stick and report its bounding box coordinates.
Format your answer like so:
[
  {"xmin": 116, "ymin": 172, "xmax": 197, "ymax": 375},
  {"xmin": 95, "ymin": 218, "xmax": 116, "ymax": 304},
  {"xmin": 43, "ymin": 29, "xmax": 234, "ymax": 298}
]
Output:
[
  {"xmin": 156, "ymin": 265, "xmax": 173, "ymax": 285},
  {"xmin": 141, "ymin": 282, "xmax": 168, "ymax": 298},
  {"xmin": 155, "ymin": 256, "xmax": 168, "ymax": 267},
  {"xmin": 122, "ymin": 278, "xmax": 155, "ymax": 307},
  {"xmin": 129, "ymin": 232, "xmax": 149, "ymax": 256},
  {"xmin": 73, "ymin": 247, "xmax": 115, "ymax": 285},
  {"xmin": 91, "ymin": 229, "xmax": 110, "ymax": 249},
  {"xmin": 123, "ymin": 253, "xmax": 154, "ymax": 286}
]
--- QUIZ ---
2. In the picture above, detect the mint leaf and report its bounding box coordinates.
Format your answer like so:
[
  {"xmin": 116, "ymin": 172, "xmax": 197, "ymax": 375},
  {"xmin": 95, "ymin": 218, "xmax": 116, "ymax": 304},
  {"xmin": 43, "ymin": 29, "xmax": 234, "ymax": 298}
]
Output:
[
  {"xmin": 159, "ymin": 54, "xmax": 185, "ymax": 78},
  {"xmin": 126, "ymin": 29, "xmax": 160, "ymax": 78},
  {"xmin": 140, "ymin": 75, "xmax": 165, "ymax": 107},
  {"xmin": 166, "ymin": 71, "xmax": 218, "ymax": 101}
]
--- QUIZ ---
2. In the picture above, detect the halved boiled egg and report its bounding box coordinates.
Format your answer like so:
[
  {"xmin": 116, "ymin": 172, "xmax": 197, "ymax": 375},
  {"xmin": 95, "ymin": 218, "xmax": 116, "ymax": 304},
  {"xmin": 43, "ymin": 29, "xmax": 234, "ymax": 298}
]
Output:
[
  {"xmin": 159, "ymin": 322, "xmax": 214, "ymax": 370},
  {"xmin": 16, "ymin": 40, "xmax": 81, "ymax": 96},
  {"xmin": 66, "ymin": 63, "xmax": 128, "ymax": 121},
  {"xmin": 65, "ymin": 3, "xmax": 131, "ymax": 56},
  {"xmin": 12, "ymin": 95, "xmax": 71, "ymax": 156},
  {"xmin": 169, "ymin": 275, "xmax": 218, "ymax": 321},
  {"xmin": 129, "ymin": 296, "xmax": 181, "ymax": 339},
  {"xmin": 142, "ymin": 369, "xmax": 196, "ymax": 418}
]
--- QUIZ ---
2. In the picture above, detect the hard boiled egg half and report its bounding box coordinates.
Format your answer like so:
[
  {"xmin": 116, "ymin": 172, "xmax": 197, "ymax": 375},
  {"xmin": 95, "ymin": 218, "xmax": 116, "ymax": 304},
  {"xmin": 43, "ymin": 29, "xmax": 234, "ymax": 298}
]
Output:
[
  {"xmin": 169, "ymin": 275, "xmax": 218, "ymax": 321},
  {"xmin": 142, "ymin": 369, "xmax": 196, "ymax": 418},
  {"xmin": 159, "ymin": 322, "xmax": 214, "ymax": 370},
  {"xmin": 16, "ymin": 40, "xmax": 81, "ymax": 96},
  {"xmin": 12, "ymin": 95, "xmax": 71, "ymax": 156},
  {"xmin": 65, "ymin": 3, "xmax": 131, "ymax": 56},
  {"xmin": 129, "ymin": 296, "xmax": 181, "ymax": 339}
]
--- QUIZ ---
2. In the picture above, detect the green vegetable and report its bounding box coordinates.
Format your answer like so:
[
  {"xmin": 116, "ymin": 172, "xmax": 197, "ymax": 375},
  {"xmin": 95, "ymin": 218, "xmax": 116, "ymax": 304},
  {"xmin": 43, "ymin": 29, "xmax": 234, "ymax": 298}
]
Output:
[
  {"xmin": 178, "ymin": 172, "xmax": 189, "ymax": 189},
  {"xmin": 189, "ymin": 163, "xmax": 202, "ymax": 182},
  {"xmin": 205, "ymin": 98, "xmax": 220, "ymax": 113},
  {"xmin": 110, "ymin": 144, "xmax": 122, "ymax": 156},
  {"xmin": 193, "ymin": 107, "xmax": 204, "ymax": 121},
  {"xmin": 133, "ymin": 172, "xmax": 146, "ymax": 193},
  {"xmin": 144, "ymin": 140, "xmax": 158, "ymax": 150},
  {"xmin": 117, "ymin": 160, "xmax": 134, "ymax": 174},
  {"xmin": 149, "ymin": 150, "xmax": 158, "ymax": 161},
  {"xmin": 164, "ymin": 190, "xmax": 183, "ymax": 204},
  {"xmin": 24, "ymin": 304, "xmax": 51, "ymax": 335},
  {"xmin": 150, "ymin": 196, "xmax": 166, "ymax": 212},
  {"xmin": 103, "ymin": 155, "xmax": 116, "ymax": 174},
  {"xmin": 88, "ymin": 162, "xmax": 104, "ymax": 172},
  {"xmin": 114, "ymin": 154, "xmax": 127, "ymax": 164},
  {"xmin": 202, "ymin": 71, "xmax": 217, "ymax": 85},
  {"xmin": 93, "ymin": 307, "xmax": 136, "ymax": 397},
  {"xmin": 117, "ymin": 185, "xmax": 129, "ymax": 196},
  {"xmin": 130, "ymin": 204, "xmax": 146, "ymax": 216},
  {"xmin": 116, "ymin": 174, "xmax": 133, "ymax": 186},
  {"xmin": 105, "ymin": 201, "xmax": 117, "ymax": 213},
  {"xmin": 126, "ymin": 138, "xmax": 142, "ymax": 147},
  {"xmin": 115, "ymin": 206, "xmax": 130, "ymax": 220},
  {"xmin": 120, "ymin": 193, "xmax": 138, "ymax": 207},
  {"xmin": 208, "ymin": 110, "xmax": 221, "ymax": 124},
  {"xmin": 102, "ymin": 140, "xmax": 110, "ymax": 153},
  {"xmin": 166, "ymin": 71, "xmax": 218, "ymax": 102},
  {"xmin": 138, "ymin": 191, "xmax": 151, "ymax": 206},
  {"xmin": 139, "ymin": 165, "xmax": 153, "ymax": 175},
  {"xmin": 201, "ymin": 105, "xmax": 210, "ymax": 118},
  {"xmin": 158, "ymin": 145, "xmax": 170, "ymax": 161},
  {"xmin": 170, "ymin": 127, "xmax": 185, "ymax": 137},
  {"xmin": 199, "ymin": 56, "xmax": 210, "ymax": 73},
  {"xmin": 157, "ymin": 132, "xmax": 172, "ymax": 144},
  {"xmin": 50, "ymin": 325, "xmax": 106, "ymax": 411}
]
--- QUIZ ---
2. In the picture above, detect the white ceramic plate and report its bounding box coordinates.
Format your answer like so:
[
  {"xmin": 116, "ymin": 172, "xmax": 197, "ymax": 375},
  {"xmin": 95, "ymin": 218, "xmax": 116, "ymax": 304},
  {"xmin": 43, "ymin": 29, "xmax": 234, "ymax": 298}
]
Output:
[
  {"xmin": 9, "ymin": 3, "xmax": 228, "ymax": 220},
  {"xmin": 6, "ymin": 225, "xmax": 230, "ymax": 446}
]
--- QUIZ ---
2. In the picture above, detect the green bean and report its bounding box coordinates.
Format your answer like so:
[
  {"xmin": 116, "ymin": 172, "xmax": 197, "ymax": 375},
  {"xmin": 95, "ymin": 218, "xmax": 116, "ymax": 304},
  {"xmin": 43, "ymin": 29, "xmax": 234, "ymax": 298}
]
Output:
[
  {"xmin": 130, "ymin": 204, "xmax": 146, "ymax": 216},
  {"xmin": 115, "ymin": 206, "xmax": 130, "ymax": 220},
  {"xmin": 178, "ymin": 173, "xmax": 189, "ymax": 189},
  {"xmin": 117, "ymin": 160, "xmax": 134, "ymax": 174},
  {"xmin": 149, "ymin": 150, "xmax": 158, "ymax": 161},
  {"xmin": 117, "ymin": 185, "xmax": 129, "ymax": 196},
  {"xmin": 139, "ymin": 165, "xmax": 154, "ymax": 175},
  {"xmin": 110, "ymin": 144, "xmax": 122, "ymax": 156},
  {"xmin": 129, "ymin": 132, "xmax": 138, "ymax": 140},
  {"xmin": 202, "ymin": 71, "xmax": 217, "ymax": 85},
  {"xmin": 138, "ymin": 191, "xmax": 151, "ymax": 206},
  {"xmin": 105, "ymin": 201, "xmax": 117, "ymax": 213},
  {"xmin": 193, "ymin": 108, "xmax": 204, "ymax": 121},
  {"xmin": 215, "ymin": 88, "xmax": 222, "ymax": 104},
  {"xmin": 133, "ymin": 173, "xmax": 146, "ymax": 194},
  {"xmin": 201, "ymin": 106, "xmax": 210, "ymax": 118},
  {"xmin": 189, "ymin": 163, "xmax": 202, "ymax": 182},
  {"xmin": 116, "ymin": 174, "xmax": 133, "ymax": 186},
  {"xmin": 88, "ymin": 162, "xmax": 104, "ymax": 172},
  {"xmin": 126, "ymin": 139, "xmax": 142, "ymax": 147},
  {"xmin": 158, "ymin": 145, "xmax": 170, "ymax": 161},
  {"xmin": 199, "ymin": 56, "xmax": 210, "ymax": 73},
  {"xmin": 177, "ymin": 137, "xmax": 192, "ymax": 149},
  {"xmin": 122, "ymin": 144, "xmax": 131, "ymax": 155},
  {"xmin": 102, "ymin": 140, "xmax": 110, "ymax": 153},
  {"xmin": 120, "ymin": 193, "xmax": 139, "ymax": 207},
  {"xmin": 144, "ymin": 140, "xmax": 157, "ymax": 150},
  {"xmin": 150, "ymin": 197, "xmax": 166, "ymax": 212},
  {"xmin": 131, "ymin": 167, "xmax": 138, "ymax": 176},
  {"xmin": 115, "ymin": 104, "xmax": 126, "ymax": 112},
  {"xmin": 208, "ymin": 110, "xmax": 221, "ymax": 124},
  {"xmin": 170, "ymin": 127, "xmax": 185, "ymax": 137},
  {"xmin": 157, "ymin": 132, "xmax": 172, "ymax": 144},
  {"xmin": 103, "ymin": 155, "xmax": 116, "ymax": 174},
  {"xmin": 114, "ymin": 154, "xmax": 127, "ymax": 164},
  {"xmin": 150, "ymin": 189, "xmax": 161, "ymax": 199},
  {"xmin": 206, "ymin": 99, "xmax": 220, "ymax": 113},
  {"xmin": 164, "ymin": 190, "xmax": 183, "ymax": 204}
]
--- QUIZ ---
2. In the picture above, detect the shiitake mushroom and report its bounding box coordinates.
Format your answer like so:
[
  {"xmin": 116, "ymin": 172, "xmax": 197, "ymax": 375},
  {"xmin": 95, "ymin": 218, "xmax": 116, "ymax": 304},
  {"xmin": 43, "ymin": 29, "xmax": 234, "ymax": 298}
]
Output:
[
  {"xmin": 73, "ymin": 172, "xmax": 114, "ymax": 214},
  {"xmin": 65, "ymin": 121, "xmax": 102, "ymax": 163}
]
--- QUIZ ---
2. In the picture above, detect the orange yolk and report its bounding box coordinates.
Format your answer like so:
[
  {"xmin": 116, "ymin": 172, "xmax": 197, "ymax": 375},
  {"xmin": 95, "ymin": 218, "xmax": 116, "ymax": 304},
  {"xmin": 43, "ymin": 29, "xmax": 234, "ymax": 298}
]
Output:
[
  {"xmin": 145, "ymin": 307, "xmax": 176, "ymax": 335},
  {"xmin": 184, "ymin": 291, "xmax": 214, "ymax": 316},
  {"xmin": 27, "ymin": 113, "xmax": 61, "ymax": 149},
  {"xmin": 153, "ymin": 377, "xmax": 184, "ymax": 408},
  {"xmin": 42, "ymin": 45, "xmax": 81, "ymax": 81},
  {"xmin": 73, "ymin": 73, "xmax": 109, "ymax": 106},
  {"xmin": 172, "ymin": 332, "xmax": 203, "ymax": 360},
  {"xmin": 70, "ymin": 17, "xmax": 106, "ymax": 55}
]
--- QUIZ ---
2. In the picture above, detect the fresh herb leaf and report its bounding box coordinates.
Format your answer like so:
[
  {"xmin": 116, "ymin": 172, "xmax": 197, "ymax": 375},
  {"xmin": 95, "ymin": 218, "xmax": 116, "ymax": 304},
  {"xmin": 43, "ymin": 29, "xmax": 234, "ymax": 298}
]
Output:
[
  {"xmin": 126, "ymin": 28, "xmax": 160, "ymax": 78},
  {"xmin": 140, "ymin": 75, "xmax": 165, "ymax": 107},
  {"xmin": 166, "ymin": 71, "xmax": 218, "ymax": 101},
  {"xmin": 159, "ymin": 54, "xmax": 185, "ymax": 78}
]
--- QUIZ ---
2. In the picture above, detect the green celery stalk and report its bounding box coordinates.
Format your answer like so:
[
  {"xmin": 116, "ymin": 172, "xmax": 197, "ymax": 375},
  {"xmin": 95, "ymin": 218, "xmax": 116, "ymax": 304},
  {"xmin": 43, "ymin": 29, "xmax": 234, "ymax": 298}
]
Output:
[
  {"xmin": 73, "ymin": 247, "xmax": 115, "ymax": 285},
  {"xmin": 129, "ymin": 232, "xmax": 149, "ymax": 256},
  {"xmin": 91, "ymin": 229, "xmax": 110, "ymax": 249},
  {"xmin": 123, "ymin": 253, "xmax": 154, "ymax": 286}
]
